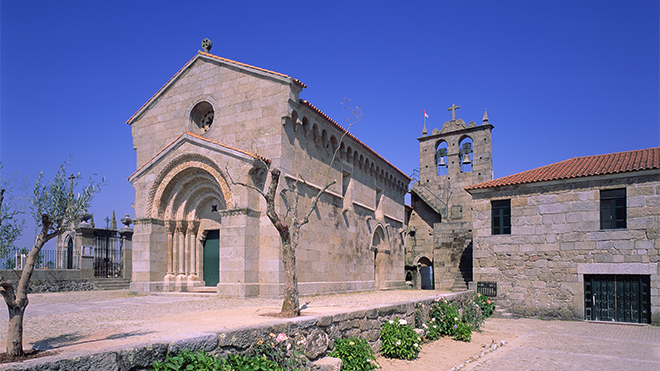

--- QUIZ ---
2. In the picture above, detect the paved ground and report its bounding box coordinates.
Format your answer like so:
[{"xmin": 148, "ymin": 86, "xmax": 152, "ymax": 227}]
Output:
[{"xmin": 0, "ymin": 290, "xmax": 658, "ymax": 371}]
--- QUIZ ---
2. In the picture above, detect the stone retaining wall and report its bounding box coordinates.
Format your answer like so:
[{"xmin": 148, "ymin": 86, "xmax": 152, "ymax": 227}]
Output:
[{"xmin": 2, "ymin": 291, "xmax": 471, "ymax": 371}]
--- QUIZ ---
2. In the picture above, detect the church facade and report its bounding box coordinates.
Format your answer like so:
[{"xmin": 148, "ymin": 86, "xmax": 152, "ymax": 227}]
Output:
[{"xmin": 127, "ymin": 51, "xmax": 410, "ymax": 296}]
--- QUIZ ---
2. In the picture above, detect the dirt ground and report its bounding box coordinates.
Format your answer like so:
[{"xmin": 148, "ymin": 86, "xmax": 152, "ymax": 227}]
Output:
[{"xmin": 376, "ymin": 322, "xmax": 517, "ymax": 371}]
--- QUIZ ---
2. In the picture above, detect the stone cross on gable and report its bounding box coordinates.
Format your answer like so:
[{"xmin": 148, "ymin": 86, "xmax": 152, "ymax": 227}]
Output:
[{"xmin": 447, "ymin": 104, "xmax": 460, "ymax": 120}]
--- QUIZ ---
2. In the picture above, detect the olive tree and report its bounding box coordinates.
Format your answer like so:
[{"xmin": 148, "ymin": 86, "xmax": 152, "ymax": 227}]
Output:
[
  {"xmin": 0, "ymin": 163, "xmax": 102, "ymax": 357},
  {"xmin": 229, "ymin": 102, "xmax": 361, "ymax": 317}
]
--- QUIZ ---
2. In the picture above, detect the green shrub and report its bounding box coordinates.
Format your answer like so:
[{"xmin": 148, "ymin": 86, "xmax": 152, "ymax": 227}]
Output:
[
  {"xmin": 329, "ymin": 337, "xmax": 378, "ymax": 371},
  {"xmin": 151, "ymin": 349, "xmax": 229, "ymax": 371},
  {"xmin": 428, "ymin": 299, "xmax": 461, "ymax": 337},
  {"xmin": 474, "ymin": 293, "xmax": 495, "ymax": 318},
  {"xmin": 224, "ymin": 353, "xmax": 282, "ymax": 371},
  {"xmin": 453, "ymin": 321, "xmax": 472, "ymax": 342},
  {"xmin": 452, "ymin": 296, "xmax": 485, "ymax": 331},
  {"xmin": 380, "ymin": 318, "xmax": 422, "ymax": 360},
  {"xmin": 246, "ymin": 333, "xmax": 307, "ymax": 371}
]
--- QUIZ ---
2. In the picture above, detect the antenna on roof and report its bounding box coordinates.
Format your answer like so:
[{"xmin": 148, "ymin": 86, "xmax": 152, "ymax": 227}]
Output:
[{"xmin": 201, "ymin": 38, "xmax": 213, "ymax": 53}]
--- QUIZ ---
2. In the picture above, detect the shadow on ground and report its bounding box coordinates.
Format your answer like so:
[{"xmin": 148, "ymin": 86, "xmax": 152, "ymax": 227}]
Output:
[{"xmin": 32, "ymin": 330, "xmax": 156, "ymax": 350}]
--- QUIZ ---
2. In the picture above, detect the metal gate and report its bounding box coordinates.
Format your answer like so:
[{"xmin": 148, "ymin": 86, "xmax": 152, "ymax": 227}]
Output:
[
  {"xmin": 584, "ymin": 274, "xmax": 650, "ymax": 323},
  {"xmin": 94, "ymin": 231, "xmax": 121, "ymax": 278}
]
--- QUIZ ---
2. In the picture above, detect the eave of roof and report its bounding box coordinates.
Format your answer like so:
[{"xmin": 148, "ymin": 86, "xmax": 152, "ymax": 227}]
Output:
[
  {"xmin": 300, "ymin": 100, "xmax": 412, "ymax": 181},
  {"xmin": 465, "ymin": 147, "xmax": 660, "ymax": 192},
  {"xmin": 125, "ymin": 52, "xmax": 306, "ymax": 125}
]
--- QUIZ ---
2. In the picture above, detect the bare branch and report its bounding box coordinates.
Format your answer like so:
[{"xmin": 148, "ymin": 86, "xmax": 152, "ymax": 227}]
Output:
[
  {"xmin": 298, "ymin": 180, "xmax": 336, "ymax": 229},
  {"xmin": 225, "ymin": 164, "xmax": 267, "ymax": 198}
]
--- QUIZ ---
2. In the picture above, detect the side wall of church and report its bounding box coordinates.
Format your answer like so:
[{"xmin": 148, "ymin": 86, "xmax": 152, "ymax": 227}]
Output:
[
  {"xmin": 270, "ymin": 103, "xmax": 409, "ymax": 294},
  {"xmin": 471, "ymin": 173, "xmax": 660, "ymax": 323}
]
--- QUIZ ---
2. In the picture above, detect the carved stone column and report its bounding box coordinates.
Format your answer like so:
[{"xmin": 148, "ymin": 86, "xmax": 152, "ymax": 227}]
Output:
[
  {"xmin": 164, "ymin": 221, "xmax": 176, "ymax": 283},
  {"xmin": 176, "ymin": 221, "xmax": 187, "ymax": 281},
  {"xmin": 187, "ymin": 220, "xmax": 199, "ymax": 281}
]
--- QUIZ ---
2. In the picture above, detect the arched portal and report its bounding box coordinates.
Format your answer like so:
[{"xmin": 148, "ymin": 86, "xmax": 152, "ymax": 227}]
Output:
[
  {"xmin": 418, "ymin": 256, "xmax": 434, "ymax": 290},
  {"xmin": 149, "ymin": 155, "xmax": 231, "ymax": 290},
  {"xmin": 372, "ymin": 226, "xmax": 386, "ymax": 289}
]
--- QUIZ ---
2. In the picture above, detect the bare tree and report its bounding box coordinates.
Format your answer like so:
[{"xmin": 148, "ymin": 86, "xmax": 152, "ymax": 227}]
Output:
[
  {"xmin": 229, "ymin": 102, "xmax": 361, "ymax": 317},
  {"xmin": 0, "ymin": 163, "xmax": 102, "ymax": 357}
]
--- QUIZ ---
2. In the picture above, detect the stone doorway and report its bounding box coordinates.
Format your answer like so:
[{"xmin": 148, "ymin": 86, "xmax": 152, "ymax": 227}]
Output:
[
  {"xmin": 419, "ymin": 257, "xmax": 434, "ymax": 290},
  {"xmin": 203, "ymin": 230, "xmax": 220, "ymax": 287},
  {"xmin": 373, "ymin": 226, "xmax": 386, "ymax": 289}
]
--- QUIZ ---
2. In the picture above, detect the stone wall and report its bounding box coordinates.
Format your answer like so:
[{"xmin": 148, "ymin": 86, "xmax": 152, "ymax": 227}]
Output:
[
  {"xmin": 470, "ymin": 173, "xmax": 660, "ymax": 322},
  {"xmin": 3, "ymin": 292, "xmax": 471, "ymax": 371},
  {"xmin": 0, "ymin": 269, "xmax": 95, "ymax": 293}
]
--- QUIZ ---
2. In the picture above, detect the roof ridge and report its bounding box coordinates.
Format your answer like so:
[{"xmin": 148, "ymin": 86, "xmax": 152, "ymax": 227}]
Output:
[{"xmin": 466, "ymin": 147, "xmax": 660, "ymax": 191}]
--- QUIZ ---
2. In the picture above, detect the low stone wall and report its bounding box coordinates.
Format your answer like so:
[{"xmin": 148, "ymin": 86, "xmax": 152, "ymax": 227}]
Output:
[
  {"xmin": 0, "ymin": 270, "xmax": 95, "ymax": 293},
  {"xmin": 2, "ymin": 291, "xmax": 472, "ymax": 371}
]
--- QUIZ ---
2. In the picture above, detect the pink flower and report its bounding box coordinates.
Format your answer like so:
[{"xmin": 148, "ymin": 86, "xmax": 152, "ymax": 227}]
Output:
[
  {"xmin": 487, "ymin": 300, "xmax": 491, "ymax": 304},
  {"xmin": 276, "ymin": 333, "xmax": 288, "ymax": 342},
  {"xmin": 287, "ymin": 343, "xmax": 291, "ymax": 350}
]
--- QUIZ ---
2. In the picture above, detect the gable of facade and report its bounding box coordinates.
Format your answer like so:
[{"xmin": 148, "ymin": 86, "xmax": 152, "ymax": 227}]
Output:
[
  {"xmin": 127, "ymin": 51, "xmax": 410, "ymax": 296},
  {"xmin": 466, "ymin": 147, "xmax": 660, "ymax": 324}
]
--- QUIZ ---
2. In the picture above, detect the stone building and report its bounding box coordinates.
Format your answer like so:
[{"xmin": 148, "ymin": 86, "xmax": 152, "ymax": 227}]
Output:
[
  {"xmin": 126, "ymin": 49, "xmax": 410, "ymax": 296},
  {"xmin": 466, "ymin": 147, "xmax": 660, "ymax": 324},
  {"xmin": 405, "ymin": 106, "xmax": 493, "ymax": 291}
]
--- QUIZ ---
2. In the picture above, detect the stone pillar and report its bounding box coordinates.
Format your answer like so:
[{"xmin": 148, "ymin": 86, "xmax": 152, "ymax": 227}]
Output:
[
  {"xmin": 187, "ymin": 220, "xmax": 199, "ymax": 282},
  {"xmin": 164, "ymin": 221, "xmax": 176, "ymax": 286},
  {"xmin": 119, "ymin": 226, "xmax": 133, "ymax": 280},
  {"xmin": 176, "ymin": 221, "xmax": 187, "ymax": 283}
]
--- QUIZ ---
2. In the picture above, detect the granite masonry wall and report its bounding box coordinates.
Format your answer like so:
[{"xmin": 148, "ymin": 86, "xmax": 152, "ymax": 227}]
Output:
[{"xmin": 470, "ymin": 172, "xmax": 660, "ymax": 323}]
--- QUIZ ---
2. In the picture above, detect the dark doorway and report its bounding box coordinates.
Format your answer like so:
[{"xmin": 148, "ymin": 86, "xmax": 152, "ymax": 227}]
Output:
[
  {"xmin": 419, "ymin": 257, "xmax": 434, "ymax": 290},
  {"xmin": 66, "ymin": 237, "xmax": 74, "ymax": 269},
  {"xmin": 584, "ymin": 274, "xmax": 650, "ymax": 323},
  {"xmin": 457, "ymin": 242, "xmax": 473, "ymax": 284},
  {"xmin": 203, "ymin": 230, "xmax": 220, "ymax": 287}
]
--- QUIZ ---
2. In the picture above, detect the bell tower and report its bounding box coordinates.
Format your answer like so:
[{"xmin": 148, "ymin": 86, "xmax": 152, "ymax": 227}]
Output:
[{"xmin": 406, "ymin": 105, "xmax": 494, "ymax": 291}]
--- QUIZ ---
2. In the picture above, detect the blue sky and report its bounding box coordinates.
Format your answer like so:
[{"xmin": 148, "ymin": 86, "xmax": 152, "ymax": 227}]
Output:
[{"xmin": 1, "ymin": 1, "xmax": 658, "ymax": 250}]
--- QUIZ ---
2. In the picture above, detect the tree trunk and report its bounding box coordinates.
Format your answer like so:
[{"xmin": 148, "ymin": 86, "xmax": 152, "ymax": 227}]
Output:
[
  {"xmin": 1, "ymin": 214, "xmax": 54, "ymax": 357},
  {"xmin": 6, "ymin": 304, "xmax": 25, "ymax": 357},
  {"xmin": 280, "ymin": 240, "xmax": 300, "ymax": 317}
]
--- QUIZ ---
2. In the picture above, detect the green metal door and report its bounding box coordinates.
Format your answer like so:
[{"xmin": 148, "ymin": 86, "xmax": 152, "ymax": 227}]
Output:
[
  {"xmin": 585, "ymin": 275, "xmax": 650, "ymax": 323},
  {"xmin": 203, "ymin": 230, "xmax": 219, "ymax": 287}
]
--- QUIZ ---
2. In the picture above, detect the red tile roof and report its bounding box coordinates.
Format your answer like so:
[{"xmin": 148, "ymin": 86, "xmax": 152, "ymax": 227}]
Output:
[{"xmin": 466, "ymin": 147, "xmax": 660, "ymax": 191}]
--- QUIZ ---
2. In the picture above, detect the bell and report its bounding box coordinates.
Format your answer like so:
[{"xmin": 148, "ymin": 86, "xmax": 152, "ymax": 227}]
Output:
[
  {"xmin": 462, "ymin": 154, "xmax": 471, "ymax": 165},
  {"xmin": 438, "ymin": 157, "xmax": 447, "ymax": 167}
]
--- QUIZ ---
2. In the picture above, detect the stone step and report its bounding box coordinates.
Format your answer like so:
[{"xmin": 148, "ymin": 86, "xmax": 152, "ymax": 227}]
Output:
[
  {"xmin": 190, "ymin": 286, "xmax": 217, "ymax": 293},
  {"xmin": 93, "ymin": 278, "xmax": 131, "ymax": 290},
  {"xmin": 492, "ymin": 307, "xmax": 514, "ymax": 319}
]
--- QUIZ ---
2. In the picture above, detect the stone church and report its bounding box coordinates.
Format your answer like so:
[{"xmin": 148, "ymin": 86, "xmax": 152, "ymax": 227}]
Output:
[{"xmin": 126, "ymin": 47, "xmax": 410, "ymax": 296}]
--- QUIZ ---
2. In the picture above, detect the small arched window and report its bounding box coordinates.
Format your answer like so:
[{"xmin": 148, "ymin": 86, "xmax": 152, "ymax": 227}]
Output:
[
  {"xmin": 459, "ymin": 137, "xmax": 473, "ymax": 173},
  {"xmin": 436, "ymin": 141, "xmax": 448, "ymax": 176}
]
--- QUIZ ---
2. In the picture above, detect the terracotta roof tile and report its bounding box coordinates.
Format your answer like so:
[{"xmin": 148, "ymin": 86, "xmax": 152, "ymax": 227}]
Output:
[{"xmin": 466, "ymin": 147, "xmax": 660, "ymax": 191}]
